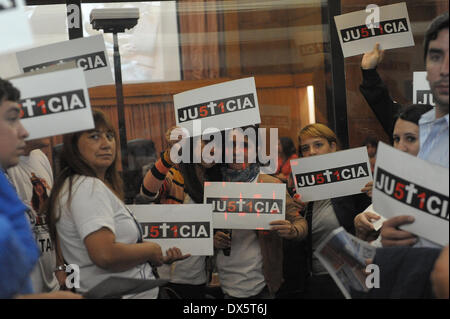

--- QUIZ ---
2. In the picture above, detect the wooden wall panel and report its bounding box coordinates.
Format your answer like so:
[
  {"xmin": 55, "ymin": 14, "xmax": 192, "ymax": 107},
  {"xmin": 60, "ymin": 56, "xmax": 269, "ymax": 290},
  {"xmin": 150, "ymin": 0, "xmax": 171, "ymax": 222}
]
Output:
[
  {"xmin": 236, "ymin": 7, "xmax": 293, "ymax": 75},
  {"xmin": 257, "ymin": 87, "xmax": 309, "ymax": 151}
]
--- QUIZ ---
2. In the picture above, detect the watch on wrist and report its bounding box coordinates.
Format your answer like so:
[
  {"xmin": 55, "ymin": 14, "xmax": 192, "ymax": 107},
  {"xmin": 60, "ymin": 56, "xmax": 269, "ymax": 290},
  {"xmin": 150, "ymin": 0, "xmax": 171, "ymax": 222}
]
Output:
[{"xmin": 54, "ymin": 265, "xmax": 67, "ymax": 272}]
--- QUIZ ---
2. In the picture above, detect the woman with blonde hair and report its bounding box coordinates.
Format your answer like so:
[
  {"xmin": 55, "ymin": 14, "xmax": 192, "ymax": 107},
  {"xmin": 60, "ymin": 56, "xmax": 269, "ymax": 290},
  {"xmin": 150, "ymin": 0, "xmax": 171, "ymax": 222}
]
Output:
[
  {"xmin": 298, "ymin": 123, "xmax": 340, "ymax": 156},
  {"xmin": 296, "ymin": 123, "xmax": 371, "ymax": 299}
]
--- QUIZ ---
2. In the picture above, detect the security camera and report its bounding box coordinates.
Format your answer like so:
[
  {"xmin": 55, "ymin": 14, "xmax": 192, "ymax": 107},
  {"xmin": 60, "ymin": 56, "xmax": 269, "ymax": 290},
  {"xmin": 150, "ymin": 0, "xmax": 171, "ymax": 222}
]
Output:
[{"xmin": 90, "ymin": 8, "xmax": 139, "ymax": 33}]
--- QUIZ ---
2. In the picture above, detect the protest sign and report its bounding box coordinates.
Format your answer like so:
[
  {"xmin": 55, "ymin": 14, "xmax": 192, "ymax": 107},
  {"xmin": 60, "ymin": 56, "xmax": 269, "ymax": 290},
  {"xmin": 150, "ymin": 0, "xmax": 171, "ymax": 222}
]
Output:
[
  {"xmin": 334, "ymin": 2, "xmax": 414, "ymax": 57},
  {"xmin": 173, "ymin": 77, "xmax": 261, "ymax": 136},
  {"xmin": 130, "ymin": 204, "xmax": 213, "ymax": 256},
  {"xmin": 10, "ymin": 67, "xmax": 94, "ymax": 140},
  {"xmin": 16, "ymin": 34, "xmax": 113, "ymax": 88},
  {"xmin": 291, "ymin": 147, "xmax": 372, "ymax": 201},
  {"xmin": 413, "ymin": 71, "xmax": 434, "ymax": 106},
  {"xmin": 204, "ymin": 181, "xmax": 285, "ymax": 230},
  {"xmin": 373, "ymin": 142, "xmax": 449, "ymax": 246},
  {"xmin": 8, "ymin": 61, "xmax": 77, "ymax": 80}
]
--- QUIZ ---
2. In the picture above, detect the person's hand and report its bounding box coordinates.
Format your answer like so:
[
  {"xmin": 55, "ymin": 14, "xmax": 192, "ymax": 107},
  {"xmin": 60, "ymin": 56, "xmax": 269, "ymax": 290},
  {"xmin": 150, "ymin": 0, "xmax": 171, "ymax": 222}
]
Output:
[
  {"xmin": 355, "ymin": 211, "xmax": 380, "ymax": 242},
  {"xmin": 162, "ymin": 247, "xmax": 190, "ymax": 265},
  {"xmin": 269, "ymin": 220, "xmax": 298, "ymax": 240},
  {"xmin": 165, "ymin": 126, "xmax": 188, "ymax": 147},
  {"xmin": 275, "ymin": 173, "xmax": 287, "ymax": 183},
  {"xmin": 380, "ymin": 216, "xmax": 417, "ymax": 247},
  {"xmin": 361, "ymin": 43, "xmax": 384, "ymax": 70},
  {"xmin": 292, "ymin": 193, "xmax": 307, "ymax": 211},
  {"xmin": 54, "ymin": 269, "xmax": 67, "ymax": 288},
  {"xmin": 16, "ymin": 291, "xmax": 83, "ymax": 299},
  {"xmin": 361, "ymin": 181, "xmax": 373, "ymax": 198},
  {"xmin": 146, "ymin": 242, "xmax": 165, "ymax": 267},
  {"xmin": 431, "ymin": 245, "xmax": 449, "ymax": 299},
  {"xmin": 214, "ymin": 231, "xmax": 231, "ymax": 250},
  {"xmin": 164, "ymin": 126, "xmax": 189, "ymax": 166},
  {"xmin": 43, "ymin": 291, "xmax": 84, "ymax": 299}
]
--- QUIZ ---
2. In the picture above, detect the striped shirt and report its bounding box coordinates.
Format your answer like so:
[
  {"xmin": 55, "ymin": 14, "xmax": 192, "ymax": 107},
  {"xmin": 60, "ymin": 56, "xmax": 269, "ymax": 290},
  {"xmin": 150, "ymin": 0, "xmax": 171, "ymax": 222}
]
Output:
[{"xmin": 141, "ymin": 157, "xmax": 185, "ymax": 204}]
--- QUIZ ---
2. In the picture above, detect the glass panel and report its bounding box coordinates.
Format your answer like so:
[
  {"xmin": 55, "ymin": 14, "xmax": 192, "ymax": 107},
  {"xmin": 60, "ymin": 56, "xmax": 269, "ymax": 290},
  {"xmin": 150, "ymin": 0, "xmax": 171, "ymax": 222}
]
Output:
[
  {"xmin": 0, "ymin": 3, "xmax": 69, "ymax": 165},
  {"xmin": 2, "ymin": 0, "xmax": 334, "ymax": 204},
  {"xmin": 114, "ymin": 0, "xmax": 333, "ymax": 202},
  {"xmin": 0, "ymin": 4, "xmax": 68, "ymax": 79},
  {"xmin": 341, "ymin": 0, "xmax": 449, "ymax": 149},
  {"xmin": 0, "ymin": 2, "xmax": 180, "ymax": 83},
  {"xmin": 81, "ymin": 1, "xmax": 181, "ymax": 83}
]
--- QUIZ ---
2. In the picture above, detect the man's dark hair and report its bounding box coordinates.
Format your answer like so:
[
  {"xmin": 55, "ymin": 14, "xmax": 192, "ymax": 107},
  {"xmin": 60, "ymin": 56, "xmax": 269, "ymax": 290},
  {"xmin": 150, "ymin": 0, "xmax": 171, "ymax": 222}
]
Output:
[
  {"xmin": 423, "ymin": 12, "xmax": 449, "ymax": 62},
  {"xmin": 0, "ymin": 77, "xmax": 21, "ymax": 103}
]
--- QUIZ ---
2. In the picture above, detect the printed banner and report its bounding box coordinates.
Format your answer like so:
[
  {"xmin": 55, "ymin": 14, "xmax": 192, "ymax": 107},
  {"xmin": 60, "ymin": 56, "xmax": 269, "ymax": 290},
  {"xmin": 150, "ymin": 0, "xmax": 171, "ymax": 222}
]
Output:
[
  {"xmin": 173, "ymin": 77, "xmax": 261, "ymax": 136},
  {"xmin": 16, "ymin": 34, "xmax": 114, "ymax": 88},
  {"xmin": 0, "ymin": 0, "xmax": 33, "ymax": 54},
  {"xmin": 130, "ymin": 204, "xmax": 214, "ymax": 256},
  {"xmin": 290, "ymin": 147, "xmax": 373, "ymax": 201},
  {"xmin": 373, "ymin": 142, "xmax": 449, "ymax": 246},
  {"xmin": 334, "ymin": 2, "xmax": 414, "ymax": 57},
  {"xmin": 413, "ymin": 71, "xmax": 434, "ymax": 106},
  {"xmin": 10, "ymin": 68, "xmax": 94, "ymax": 140},
  {"xmin": 203, "ymin": 182, "xmax": 286, "ymax": 230}
]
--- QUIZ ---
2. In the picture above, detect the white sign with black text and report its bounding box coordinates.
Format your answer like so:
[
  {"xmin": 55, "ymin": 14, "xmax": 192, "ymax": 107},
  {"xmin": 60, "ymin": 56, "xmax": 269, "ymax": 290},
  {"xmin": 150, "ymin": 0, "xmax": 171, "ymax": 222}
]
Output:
[
  {"xmin": 373, "ymin": 142, "xmax": 448, "ymax": 246},
  {"xmin": 413, "ymin": 72, "xmax": 434, "ymax": 106},
  {"xmin": 16, "ymin": 34, "xmax": 114, "ymax": 88},
  {"xmin": 0, "ymin": 0, "xmax": 33, "ymax": 55},
  {"xmin": 204, "ymin": 182, "xmax": 286, "ymax": 230},
  {"xmin": 173, "ymin": 77, "xmax": 261, "ymax": 136},
  {"xmin": 130, "ymin": 204, "xmax": 214, "ymax": 256},
  {"xmin": 334, "ymin": 2, "xmax": 414, "ymax": 57},
  {"xmin": 10, "ymin": 68, "xmax": 95, "ymax": 140},
  {"xmin": 290, "ymin": 147, "xmax": 373, "ymax": 202}
]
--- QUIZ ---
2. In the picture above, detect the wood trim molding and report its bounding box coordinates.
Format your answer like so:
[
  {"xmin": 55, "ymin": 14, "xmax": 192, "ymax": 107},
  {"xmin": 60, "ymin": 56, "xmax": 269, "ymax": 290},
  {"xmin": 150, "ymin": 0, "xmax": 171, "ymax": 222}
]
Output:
[{"xmin": 88, "ymin": 73, "xmax": 315, "ymax": 104}]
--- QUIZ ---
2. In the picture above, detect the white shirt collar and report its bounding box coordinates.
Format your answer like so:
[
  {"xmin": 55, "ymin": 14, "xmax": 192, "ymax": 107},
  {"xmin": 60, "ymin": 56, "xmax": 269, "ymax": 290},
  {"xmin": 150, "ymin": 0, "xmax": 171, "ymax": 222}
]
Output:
[{"xmin": 419, "ymin": 107, "xmax": 449, "ymax": 125}]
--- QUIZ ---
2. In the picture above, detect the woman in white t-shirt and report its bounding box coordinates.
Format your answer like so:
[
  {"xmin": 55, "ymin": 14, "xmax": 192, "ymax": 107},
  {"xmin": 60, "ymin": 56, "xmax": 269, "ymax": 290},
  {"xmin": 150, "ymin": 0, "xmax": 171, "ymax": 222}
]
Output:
[{"xmin": 46, "ymin": 111, "xmax": 188, "ymax": 298}]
